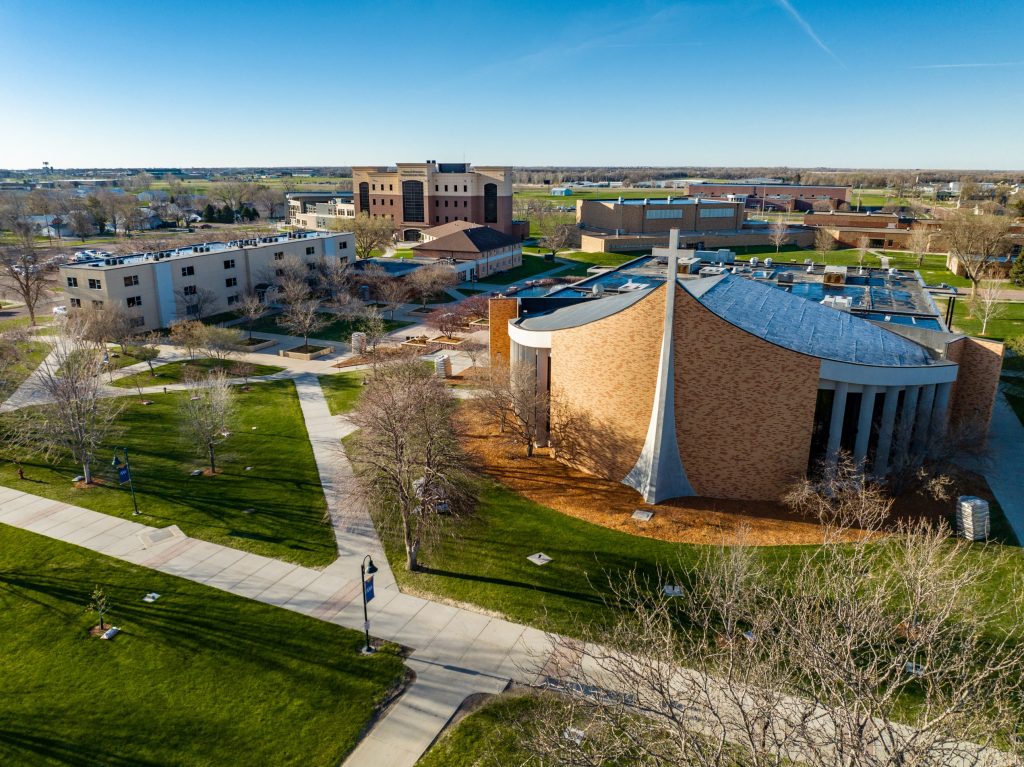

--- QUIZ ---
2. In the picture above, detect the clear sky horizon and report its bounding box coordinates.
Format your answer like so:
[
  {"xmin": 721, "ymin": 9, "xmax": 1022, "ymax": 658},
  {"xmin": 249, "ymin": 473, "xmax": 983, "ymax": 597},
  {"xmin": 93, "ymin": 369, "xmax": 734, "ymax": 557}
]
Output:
[{"xmin": 2, "ymin": 0, "xmax": 1022, "ymax": 171}]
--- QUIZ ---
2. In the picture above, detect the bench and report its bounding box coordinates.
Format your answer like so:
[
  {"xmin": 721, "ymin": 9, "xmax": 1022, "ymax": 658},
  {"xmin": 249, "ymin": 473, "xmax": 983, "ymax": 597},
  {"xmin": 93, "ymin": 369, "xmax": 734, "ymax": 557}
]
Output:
[{"xmin": 137, "ymin": 524, "xmax": 186, "ymax": 549}]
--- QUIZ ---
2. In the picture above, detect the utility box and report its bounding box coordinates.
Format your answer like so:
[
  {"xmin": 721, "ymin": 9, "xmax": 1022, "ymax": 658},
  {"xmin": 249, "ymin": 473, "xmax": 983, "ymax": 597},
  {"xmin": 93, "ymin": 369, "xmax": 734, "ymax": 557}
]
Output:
[{"xmin": 955, "ymin": 496, "xmax": 990, "ymax": 542}]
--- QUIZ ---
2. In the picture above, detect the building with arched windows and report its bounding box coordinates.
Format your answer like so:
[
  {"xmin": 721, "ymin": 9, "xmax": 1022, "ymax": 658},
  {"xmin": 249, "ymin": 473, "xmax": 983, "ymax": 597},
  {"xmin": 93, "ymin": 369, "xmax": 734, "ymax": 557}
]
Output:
[
  {"xmin": 351, "ymin": 161, "xmax": 529, "ymax": 242},
  {"xmin": 488, "ymin": 249, "xmax": 1004, "ymax": 503}
]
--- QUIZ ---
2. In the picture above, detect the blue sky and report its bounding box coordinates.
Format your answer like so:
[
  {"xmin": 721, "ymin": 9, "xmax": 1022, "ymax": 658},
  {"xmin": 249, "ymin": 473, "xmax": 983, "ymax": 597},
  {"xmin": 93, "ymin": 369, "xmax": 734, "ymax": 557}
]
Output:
[{"xmin": 1, "ymin": 0, "xmax": 1022, "ymax": 169}]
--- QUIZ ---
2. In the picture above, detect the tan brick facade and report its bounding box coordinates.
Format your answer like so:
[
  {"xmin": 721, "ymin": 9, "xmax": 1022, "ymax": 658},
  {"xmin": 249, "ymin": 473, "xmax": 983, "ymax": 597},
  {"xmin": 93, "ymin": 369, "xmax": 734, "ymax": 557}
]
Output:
[
  {"xmin": 549, "ymin": 287, "xmax": 666, "ymax": 481},
  {"xmin": 673, "ymin": 290, "xmax": 821, "ymax": 500},
  {"xmin": 946, "ymin": 336, "xmax": 1004, "ymax": 431},
  {"xmin": 488, "ymin": 298, "xmax": 519, "ymax": 368}
]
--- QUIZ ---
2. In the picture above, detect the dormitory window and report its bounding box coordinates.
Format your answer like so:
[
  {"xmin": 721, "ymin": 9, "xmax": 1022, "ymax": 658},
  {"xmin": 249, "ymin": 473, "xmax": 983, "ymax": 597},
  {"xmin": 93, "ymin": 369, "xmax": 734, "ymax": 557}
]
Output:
[
  {"xmin": 389, "ymin": 184, "xmax": 393, "ymax": 191},
  {"xmin": 185, "ymin": 305, "xmax": 199, "ymax": 316},
  {"xmin": 305, "ymin": 246, "xmax": 315, "ymax": 255},
  {"xmin": 463, "ymin": 185, "xmax": 467, "ymax": 192},
  {"xmin": 183, "ymin": 285, "xmax": 197, "ymax": 296},
  {"xmin": 129, "ymin": 317, "xmax": 145, "ymax": 328},
  {"xmin": 225, "ymin": 277, "xmax": 237, "ymax": 287},
  {"xmin": 274, "ymin": 251, "xmax": 284, "ymax": 260},
  {"xmin": 123, "ymin": 275, "xmax": 139, "ymax": 287},
  {"xmin": 306, "ymin": 263, "xmax": 316, "ymax": 272},
  {"xmin": 275, "ymin": 268, "xmax": 284, "ymax": 277},
  {"xmin": 227, "ymin": 294, "xmax": 240, "ymax": 306},
  {"xmin": 444, "ymin": 185, "xmax": 448, "ymax": 192},
  {"xmin": 181, "ymin": 265, "xmax": 195, "ymax": 276},
  {"xmin": 92, "ymin": 300, "xmax": 103, "ymax": 309},
  {"xmin": 70, "ymin": 298, "xmax": 81, "ymax": 308},
  {"xmin": 88, "ymin": 278, "xmax": 101, "ymax": 289},
  {"xmin": 463, "ymin": 201, "xmax": 468, "ymax": 207},
  {"xmin": 126, "ymin": 296, "xmax": 142, "ymax": 308},
  {"xmin": 66, "ymin": 276, "xmax": 78, "ymax": 287},
  {"xmin": 340, "ymin": 241, "xmax": 347, "ymax": 249},
  {"xmin": 223, "ymin": 259, "xmax": 235, "ymax": 269}
]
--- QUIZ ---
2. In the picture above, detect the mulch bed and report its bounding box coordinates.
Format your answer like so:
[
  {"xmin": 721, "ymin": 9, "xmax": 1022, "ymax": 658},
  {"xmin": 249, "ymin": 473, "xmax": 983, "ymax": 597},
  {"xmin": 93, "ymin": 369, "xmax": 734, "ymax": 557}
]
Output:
[{"xmin": 456, "ymin": 409, "xmax": 974, "ymax": 547}]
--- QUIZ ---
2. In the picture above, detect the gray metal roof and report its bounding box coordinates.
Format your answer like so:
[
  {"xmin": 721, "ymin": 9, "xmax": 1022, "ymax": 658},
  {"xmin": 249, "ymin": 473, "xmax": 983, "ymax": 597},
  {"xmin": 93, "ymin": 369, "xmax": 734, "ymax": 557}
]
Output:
[
  {"xmin": 685, "ymin": 275, "xmax": 934, "ymax": 366},
  {"xmin": 516, "ymin": 288, "xmax": 655, "ymax": 331}
]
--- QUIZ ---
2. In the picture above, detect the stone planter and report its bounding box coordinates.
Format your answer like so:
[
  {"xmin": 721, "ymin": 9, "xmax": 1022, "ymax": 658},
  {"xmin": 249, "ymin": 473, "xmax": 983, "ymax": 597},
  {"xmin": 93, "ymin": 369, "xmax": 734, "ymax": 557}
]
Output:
[
  {"xmin": 279, "ymin": 345, "xmax": 333, "ymax": 361},
  {"xmin": 241, "ymin": 337, "xmax": 277, "ymax": 352}
]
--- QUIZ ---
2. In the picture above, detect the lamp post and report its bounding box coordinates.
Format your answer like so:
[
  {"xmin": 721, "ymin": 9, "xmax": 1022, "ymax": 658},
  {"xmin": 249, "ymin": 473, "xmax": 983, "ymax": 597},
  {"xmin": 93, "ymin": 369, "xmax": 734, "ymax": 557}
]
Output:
[
  {"xmin": 360, "ymin": 554, "xmax": 379, "ymax": 654},
  {"xmin": 111, "ymin": 447, "xmax": 140, "ymax": 516}
]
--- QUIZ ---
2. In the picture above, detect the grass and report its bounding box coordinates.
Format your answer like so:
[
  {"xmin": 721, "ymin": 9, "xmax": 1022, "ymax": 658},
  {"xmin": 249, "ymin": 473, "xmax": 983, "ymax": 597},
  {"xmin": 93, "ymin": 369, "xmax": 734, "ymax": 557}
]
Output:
[
  {"xmin": 0, "ymin": 340, "xmax": 49, "ymax": 401},
  {"xmin": 318, "ymin": 371, "xmax": 365, "ymax": 416},
  {"xmin": 936, "ymin": 298, "xmax": 1024, "ymax": 341},
  {"xmin": 0, "ymin": 380, "xmax": 337, "ymax": 566},
  {"xmin": 0, "ymin": 524, "xmax": 404, "ymax": 767},
  {"xmin": 456, "ymin": 287, "xmax": 487, "ymax": 296},
  {"xmin": 416, "ymin": 693, "xmax": 536, "ymax": 767},
  {"xmin": 247, "ymin": 312, "xmax": 411, "ymax": 342},
  {"xmin": 111, "ymin": 357, "xmax": 284, "ymax": 389},
  {"xmin": 480, "ymin": 255, "xmax": 562, "ymax": 286}
]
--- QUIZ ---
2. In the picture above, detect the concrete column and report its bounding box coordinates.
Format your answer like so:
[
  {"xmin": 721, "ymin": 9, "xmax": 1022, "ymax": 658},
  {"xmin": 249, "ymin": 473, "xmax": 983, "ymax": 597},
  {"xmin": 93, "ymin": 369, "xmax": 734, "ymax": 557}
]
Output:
[
  {"xmin": 872, "ymin": 386, "xmax": 901, "ymax": 476},
  {"xmin": 853, "ymin": 385, "xmax": 878, "ymax": 467},
  {"xmin": 894, "ymin": 385, "xmax": 920, "ymax": 464},
  {"xmin": 913, "ymin": 384, "xmax": 937, "ymax": 456},
  {"xmin": 931, "ymin": 381, "xmax": 953, "ymax": 441},
  {"xmin": 536, "ymin": 348, "xmax": 551, "ymax": 445},
  {"xmin": 826, "ymin": 381, "xmax": 849, "ymax": 464}
]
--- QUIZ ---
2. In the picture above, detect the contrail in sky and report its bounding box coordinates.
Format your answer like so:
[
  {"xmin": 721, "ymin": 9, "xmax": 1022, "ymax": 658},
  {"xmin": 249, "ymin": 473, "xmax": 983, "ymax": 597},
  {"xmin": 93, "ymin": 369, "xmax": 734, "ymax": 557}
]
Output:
[{"xmin": 773, "ymin": 0, "xmax": 846, "ymax": 68}]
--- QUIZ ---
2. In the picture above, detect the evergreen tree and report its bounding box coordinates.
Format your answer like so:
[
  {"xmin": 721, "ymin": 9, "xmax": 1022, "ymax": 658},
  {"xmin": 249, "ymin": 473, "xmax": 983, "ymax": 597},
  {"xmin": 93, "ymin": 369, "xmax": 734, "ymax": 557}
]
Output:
[
  {"xmin": 1010, "ymin": 253, "xmax": 1024, "ymax": 287},
  {"xmin": 218, "ymin": 206, "xmax": 235, "ymax": 224},
  {"xmin": 203, "ymin": 204, "xmax": 216, "ymax": 223}
]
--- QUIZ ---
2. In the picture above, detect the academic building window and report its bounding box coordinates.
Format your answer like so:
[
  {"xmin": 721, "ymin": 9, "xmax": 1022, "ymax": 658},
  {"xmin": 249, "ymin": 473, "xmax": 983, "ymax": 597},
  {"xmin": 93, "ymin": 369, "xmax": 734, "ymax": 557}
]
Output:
[
  {"xmin": 181, "ymin": 265, "xmax": 195, "ymax": 276},
  {"xmin": 306, "ymin": 246, "xmax": 315, "ymax": 255},
  {"xmin": 389, "ymin": 199, "xmax": 394, "ymax": 206},
  {"xmin": 66, "ymin": 276, "xmax": 78, "ymax": 287},
  {"xmin": 223, "ymin": 259, "xmax": 235, "ymax": 269},
  {"xmin": 463, "ymin": 185, "xmax": 467, "ymax": 192},
  {"xmin": 70, "ymin": 298, "xmax": 81, "ymax": 308},
  {"xmin": 444, "ymin": 200, "xmax": 449, "ymax": 208},
  {"xmin": 274, "ymin": 251, "xmax": 284, "ymax": 260},
  {"xmin": 484, "ymin": 183, "xmax": 498, "ymax": 223},
  {"xmin": 358, "ymin": 182, "xmax": 369, "ymax": 213},
  {"xmin": 444, "ymin": 184, "xmax": 449, "ymax": 192},
  {"xmin": 183, "ymin": 285, "xmax": 197, "ymax": 296},
  {"xmin": 389, "ymin": 184, "xmax": 393, "ymax": 191},
  {"xmin": 126, "ymin": 296, "xmax": 142, "ymax": 308},
  {"xmin": 225, "ymin": 277, "xmax": 237, "ymax": 287},
  {"xmin": 463, "ymin": 201, "xmax": 468, "ymax": 207},
  {"xmin": 88, "ymin": 278, "xmax": 102, "ymax": 289},
  {"xmin": 402, "ymin": 180, "xmax": 424, "ymax": 223},
  {"xmin": 123, "ymin": 274, "xmax": 139, "ymax": 287}
]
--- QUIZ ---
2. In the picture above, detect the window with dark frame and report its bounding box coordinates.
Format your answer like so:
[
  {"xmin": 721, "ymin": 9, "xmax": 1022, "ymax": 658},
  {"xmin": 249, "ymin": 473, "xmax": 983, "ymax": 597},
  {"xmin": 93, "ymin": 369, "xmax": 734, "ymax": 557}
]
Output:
[
  {"xmin": 223, "ymin": 259, "xmax": 235, "ymax": 269},
  {"xmin": 88, "ymin": 278, "xmax": 101, "ymax": 289},
  {"xmin": 123, "ymin": 275, "xmax": 139, "ymax": 286},
  {"xmin": 67, "ymin": 276, "xmax": 78, "ymax": 287},
  {"xmin": 225, "ymin": 277, "xmax": 237, "ymax": 287},
  {"xmin": 181, "ymin": 265, "xmax": 195, "ymax": 276}
]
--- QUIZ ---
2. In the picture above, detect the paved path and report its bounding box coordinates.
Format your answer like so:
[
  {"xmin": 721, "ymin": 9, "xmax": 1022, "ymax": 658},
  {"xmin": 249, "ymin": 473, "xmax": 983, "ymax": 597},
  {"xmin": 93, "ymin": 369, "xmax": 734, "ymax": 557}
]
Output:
[
  {"xmin": 0, "ymin": 373, "xmax": 540, "ymax": 765},
  {"xmin": 982, "ymin": 391, "xmax": 1024, "ymax": 543}
]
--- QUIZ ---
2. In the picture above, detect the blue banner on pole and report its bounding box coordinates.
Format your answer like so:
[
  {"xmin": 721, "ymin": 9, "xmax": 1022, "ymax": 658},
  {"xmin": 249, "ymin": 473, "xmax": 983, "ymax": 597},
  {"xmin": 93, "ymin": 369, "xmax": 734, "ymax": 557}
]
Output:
[
  {"xmin": 118, "ymin": 466, "xmax": 130, "ymax": 485},
  {"xmin": 363, "ymin": 575, "xmax": 375, "ymax": 603}
]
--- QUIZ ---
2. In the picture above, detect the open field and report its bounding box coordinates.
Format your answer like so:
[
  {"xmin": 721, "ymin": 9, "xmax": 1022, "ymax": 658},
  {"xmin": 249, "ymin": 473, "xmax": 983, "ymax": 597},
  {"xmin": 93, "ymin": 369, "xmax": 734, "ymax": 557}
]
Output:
[
  {"xmin": 0, "ymin": 380, "xmax": 336, "ymax": 566},
  {"xmin": 0, "ymin": 523, "xmax": 404, "ymax": 767},
  {"xmin": 111, "ymin": 357, "xmax": 284, "ymax": 389}
]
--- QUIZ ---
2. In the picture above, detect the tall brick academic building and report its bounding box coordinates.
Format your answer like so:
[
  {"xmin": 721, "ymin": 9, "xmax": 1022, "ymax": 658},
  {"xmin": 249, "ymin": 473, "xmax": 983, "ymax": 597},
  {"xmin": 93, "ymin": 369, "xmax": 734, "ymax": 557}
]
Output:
[{"xmin": 489, "ymin": 254, "xmax": 1003, "ymax": 502}]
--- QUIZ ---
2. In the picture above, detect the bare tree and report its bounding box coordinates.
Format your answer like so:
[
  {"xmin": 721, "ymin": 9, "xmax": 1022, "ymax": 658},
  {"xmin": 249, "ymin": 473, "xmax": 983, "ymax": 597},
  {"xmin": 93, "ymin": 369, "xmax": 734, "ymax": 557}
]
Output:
[
  {"xmin": 0, "ymin": 243, "xmax": 49, "ymax": 325},
  {"xmin": 769, "ymin": 217, "xmax": 788, "ymax": 254},
  {"xmin": 968, "ymin": 277, "xmax": 1005, "ymax": 336},
  {"xmin": 426, "ymin": 306, "xmax": 463, "ymax": 340},
  {"xmin": 16, "ymin": 328, "xmax": 124, "ymax": 484},
  {"xmin": 233, "ymin": 293, "xmax": 266, "ymax": 339},
  {"xmin": 201, "ymin": 326, "xmax": 243, "ymax": 360},
  {"xmin": 521, "ymin": 493, "xmax": 1024, "ymax": 767},
  {"xmin": 347, "ymin": 360, "xmax": 474, "ymax": 570},
  {"xmin": 360, "ymin": 307, "xmax": 389, "ymax": 354},
  {"xmin": 168, "ymin": 320, "xmax": 207, "ymax": 360},
  {"xmin": 536, "ymin": 207, "xmax": 578, "ymax": 260},
  {"xmin": 175, "ymin": 286, "xmax": 217, "ymax": 320},
  {"xmin": 336, "ymin": 212, "xmax": 394, "ymax": 260},
  {"xmin": 814, "ymin": 228, "xmax": 836, "ymax": 261},
  {"xmin": 179, "ymin": 368, "xmax": 235, "ymax": 475},
  {"xmin": 278, "ymin": 298, "xmax": 327, "ymax": 349},
  {"xmin": 908, "ymin": 228, "xmax": 931, "ymax": 268},
  {"xmin": 376, "ymin": 278, "xmax": 409, "ymax": 320},
  {"xmin": 229, "ymin": 361, "xmax": 255, "ymax": 388},
  {"xmin": 459, "ymin": 339, "xmax": 487, "ymax": 378},
  {"xmin": 67, "ymin": 209, "xmax": 95, "ymax": 241},
  {"xmin": 943, "ymin": 211, "xmax": 1011, "ymax": 297},
  {"xmin": 408, "ymin": 263, "xmax": 457, "ymax": 310},
  {"xmin": 856, "ymin": 235, "xmax": 870, "ymax": 268},
  {"xmin": 474, "ymin": 362, "xmax": 548, "ymax": 456}
]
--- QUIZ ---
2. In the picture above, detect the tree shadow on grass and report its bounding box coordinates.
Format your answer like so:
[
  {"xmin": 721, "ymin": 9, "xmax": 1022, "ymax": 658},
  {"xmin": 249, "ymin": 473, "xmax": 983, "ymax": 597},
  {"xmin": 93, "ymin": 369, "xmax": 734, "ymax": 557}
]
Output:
[{"xmin": 0, "ymin": 725, "xmax": 168, "ymax": 767}]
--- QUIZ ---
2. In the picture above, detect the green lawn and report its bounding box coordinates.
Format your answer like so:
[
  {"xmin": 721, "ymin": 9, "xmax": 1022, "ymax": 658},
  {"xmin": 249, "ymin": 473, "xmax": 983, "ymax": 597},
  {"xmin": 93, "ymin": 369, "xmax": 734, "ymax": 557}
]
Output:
[
  {"xmin": 247, "ymin": 312, "xmax": 411, "ymax": 341},
  {"xmin": 0, "ymin": 524, "xmax": 404, "ymax": 767},
  {"xmin": 318, "ymin": 371, "xmax": 365, "ymax": 415},
  {"xmin": 112, "ymin": 357, "xmax": 284, "ymax": 389},
  {"xmin": 936, "ymin": 298, "xmax": 1024, "ymax": 341},
  {"xmin": 0, "ymin": 340, "xmax": 49, "ymax": 401},
  {"xmin": 0, "ymin": 380, "xmax": 336, "ymax": 566},
  {"xmin": 373, "ymin": 465, "xmax": 1021, "ymax": 637},
  {"xmin": 416, "ymin": 693, "xmax": 537, "ymax": 767},
  {"xmin": 456, "ymin": 287, "xmax": 487, "ymax": 296},
  {"xmin": 482, "ymin": 255, "xmax": 562, "ymax": 286}
]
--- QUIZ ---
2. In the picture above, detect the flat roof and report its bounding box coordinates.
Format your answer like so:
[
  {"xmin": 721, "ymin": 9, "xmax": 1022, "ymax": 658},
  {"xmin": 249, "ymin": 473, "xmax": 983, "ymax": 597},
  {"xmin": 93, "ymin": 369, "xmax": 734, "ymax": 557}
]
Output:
[{"xmin": 586, "ymin": 197, "xmax": 739, "ymax": 206}]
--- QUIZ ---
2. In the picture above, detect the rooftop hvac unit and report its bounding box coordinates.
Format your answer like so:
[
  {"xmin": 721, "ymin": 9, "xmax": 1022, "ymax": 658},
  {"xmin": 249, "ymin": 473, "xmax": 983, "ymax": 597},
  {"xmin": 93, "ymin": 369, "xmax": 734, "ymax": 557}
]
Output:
[
  {"xmin": 804, "ymin": 259, "xmax": 813, "ymax": 265},
  {"xmin": 750, "ymin": 257, "xmax": 759, "ymax": 267},
  {"xmin": 764, "ymin": 257, "xmax": 773, "ymax": 268},
  {"xmin": 955, "ymin": 496, "xmax": 989, "ymax": 541},
  {"xmin": 591, "ymin": 284, "xmax": 605, "ymax": 296}
]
